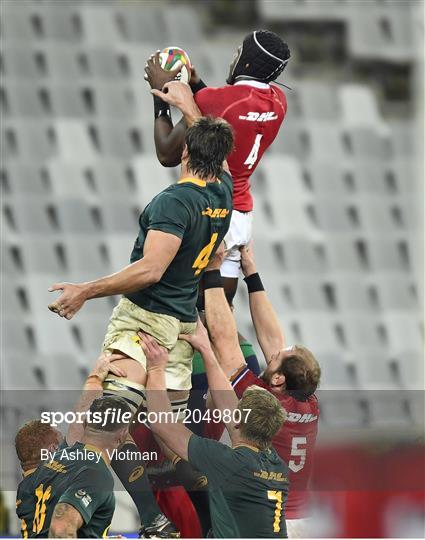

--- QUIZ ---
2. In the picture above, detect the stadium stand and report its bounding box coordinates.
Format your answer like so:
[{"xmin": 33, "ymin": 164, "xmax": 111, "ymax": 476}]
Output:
[{"xmin": 0, "ymin": 0, "xmax": 423, "ymax": 535}]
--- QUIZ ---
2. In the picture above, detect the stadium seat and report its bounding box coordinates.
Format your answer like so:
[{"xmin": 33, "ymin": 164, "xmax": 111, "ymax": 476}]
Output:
[
  {"xmin": 317, "ymin": 391, "xmax": 366, "ymax": 428},
  {"xmin": 304, "ymin": 161, "xmax": 350, "ymax": 195},
  {"xmin": 0, "ymin": 4, "xmax": 39, "ymax": 42},
  {"xmin": 298, "ymin": 83, "xmax": 340, "ymax": 120},
  {"xmin": 64, "ymin": 237, "xmax": 110, "ymax": 278},
  {"xmin": 2, "ymin": 319, "xmax": 34, "ymax": 355},
  {"xmin": 307, "ymin": 123, "xmax": 347, "ymax": 160},
  {"xmin": 33, "ymin": 4, "xmax": 83, "ymax": 43},
  {"xmin": 92, "ymin": 121, "xmax": 143, "ymax": 158},
  {"xmin": 79, "ymin": 5, "xmax": 122, "ymax": 44},
  {"xmin": 132, "ymin": 155, "xmax": 173, "ymax": 204},
  {"xmin": 100, "ymin": 201, "xmax": 140, "ymax": 234},
  {"xmin": 92, "ymin": 86, "xmax": 136, "ymax": 119},
  {"xmin": 297, "ymin": 313, "xmax": 343, "ymax": 351},
  {"xmin": 342, "ymin": 314, "xmax": 385, "ymax": 352},
  {"xmin": 353, "ymin": 353, "xmax": 398, "ymax": 390},
  {"xmin": 40, "ymin": 353, "xmax": 85, "ymax": 389},
  {"xmin": 280, "ymin": 237, "xmax": 327, "ymax": 275},
  {"xmin": 1, "ymin": 275, "xmax": 28, "ymax": 316},
  {"xmin": 314, "ymin": 351, "xmax": 355, "ymax": 390},
  {"xmin": 43, "ymin": 45, "xmax": 87, "ymax": 80},
  {"xmin": 283, "ymin": 277, "xmax": 333, "ymax": 311},
  {"xmin": 374, "ymin": 275, "xmax": 420, "ymax": 311},
  {"xmin": 2, "ymin": 120, "xmax": 57, "ymax": 161},
  {"xmin": 314, "ymin": 199, "xmax": 359, "ymax": 231},
  {"xmin": 49, "ymin": 85, "xmax": 89, "ymax": 118},
  {"xmin": 115, "ymin": 5, "xmax": 163, "ymax": 43},
  {"xmin": 382, "ymin": 312, "xmax": 424, "ymax": 355},
  {"xmin": 4, "ymin": 163, "xmax": 52, "ymax": 197},
  {"xmin": 366, "ymin": 237, "xmax": 410, "ymax": 273},
  {"xmin": 106, "ymin": 234, "xmax": 140, "ymax": 270},
  {"xmin": 339, "ymin": 85, "xmax": 387, "ymax": 133},
  {"xmin": 19, "ymin": 238, "xmax": 66, "ymax": 274},
  {"xmin": 1, "ymin": 352, "xmax": 41, "ymax": 390},
  {"xmin": 163, "ymin": 6, "xmax": 203, "ymax": 46},
  {"xmin": 259, "ymin": 156, "xmax": 311, "ymax": 202},
  {"xmin": 332, "ymin": 276, "xmax": 377, "ymax": 312},
  {"xmin": 391, "ymin": 351, "xmax": 425, "ymax": 391},
  {"xmin": 87, "ymin": 160, "xmax": 137, "ymax": 198},
  {"xmin": 1, "ymin": 45, "xmax": 44, "ymax": 80},
  {"xmin": 356, "ymin": 196, "xmax": 405, "ymax": 231},
  {"xmin": 47, "ymin": 161, "xmax": 90, "ymax": 199},
  {"xmin": 55, "ymin": 120, "xmax": 97, "ymax": 161},
  {"xmin": 344, "ymin": 128, "xmax": 392, "ymax": 161},
  {"xmin": 86, "ymin": 48, "xmax": 125, "ymax": 79},
  {"xmin": 55, "ymin": 199, "xmax": 101, "ymax": 233},
  {"xmin": 6, "ymin": 200, "xmax": 59, "ymax": 233},
  {"xmin": 367, "ymin": 393, "xmax": 411, "ymax": 427}
]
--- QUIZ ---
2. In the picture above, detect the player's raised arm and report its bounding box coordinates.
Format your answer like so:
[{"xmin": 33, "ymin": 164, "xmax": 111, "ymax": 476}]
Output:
[
  {"xmin": 240, "ymin": 244, "xmax": 286, "ymax": 364},
  {"xmin": 151, "ymin": 81, "xmax": 202, "ymax": 128},
  {"xmin": 48, "ymin": 229, "xmax": 182, "ymax": 320},
  {"xmin": 66, "ymin": 352, "xmax": 127, "ymax": 445},
  {"xmin": 179, "ymin": 318, "xmax": 239, "ymax": 438},
  {"xmin": 145, "ymin": 52, "xmax": 206, "ymax": 166},
  {"xmin": 198, "ymin": 247, "xmax": 247, "ymax": 378},
  {"xmin": 141, "ymin": 332, "xmax": 193, "ymax": 461}
]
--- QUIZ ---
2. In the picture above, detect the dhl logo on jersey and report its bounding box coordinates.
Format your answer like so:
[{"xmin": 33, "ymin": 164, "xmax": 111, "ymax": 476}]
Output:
[
  {"xmin": 44, "ymin": 460, "xmax": 67, "ymax": 473},
  {"xmin": 202, "ymin": 207, "xmax": 230, "ymax": 219},
  {"xmin": 254, "ymin": 470, "xmax": 287, "ymax": 482},
  {"xmin": 286, "ymin": 412, "xmax": 318, "ymax": 423},
  {"xmin": 239, "ymin": 111, "xmax": 278, "ymax": 122}
]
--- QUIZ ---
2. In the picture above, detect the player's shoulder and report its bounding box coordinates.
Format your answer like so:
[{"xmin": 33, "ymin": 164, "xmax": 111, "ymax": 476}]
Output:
[{"xmin": 270, "ymin": 83, "xmax": 286, "ymax": 100}]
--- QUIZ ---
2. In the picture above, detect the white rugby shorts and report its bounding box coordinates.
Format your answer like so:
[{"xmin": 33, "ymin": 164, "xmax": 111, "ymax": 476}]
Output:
[{"xmin": 221, "ymin": 210, "xmax": 253, "ymax": 278}]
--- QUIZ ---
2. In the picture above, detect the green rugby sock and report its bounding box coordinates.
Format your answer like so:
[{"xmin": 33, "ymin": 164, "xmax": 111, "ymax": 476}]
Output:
[{"xmin": 111, "ymin": 442, "xmax": 162, "ymax": 526}]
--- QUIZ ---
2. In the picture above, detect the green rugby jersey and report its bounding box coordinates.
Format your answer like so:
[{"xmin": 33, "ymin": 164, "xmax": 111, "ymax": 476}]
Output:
[
  {"xmin": 16, "ymin": 442, "xmax": 114, "ymax": 538},
  {"xmin": 188, "ymin": 435, "xmax": 289, "ymax": 538},
  {"xmin": 126, "ymin": 172, "xmax": 233, "ymax": 322}
]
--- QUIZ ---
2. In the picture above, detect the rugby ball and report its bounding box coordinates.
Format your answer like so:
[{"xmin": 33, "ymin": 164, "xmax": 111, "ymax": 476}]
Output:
[{"xmin": 159, "ymin": 46, "xmax": 191, "ymax": 84}]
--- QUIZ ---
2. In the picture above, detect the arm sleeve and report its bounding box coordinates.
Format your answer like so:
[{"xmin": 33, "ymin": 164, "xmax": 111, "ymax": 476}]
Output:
[
  {"xmin": 231, "ymin": 367, "xmax": 266, "ymax": 399},
  {"xmin": 57, "ymin": 467, "xmax": 111, "ymax": 524},
  {"xmin": 148, "ymin": 192, "xmax": 191, "ymax": 238},
  {"xmin": 188, "ymin": 434, "xmax": 240, "ymax": 486}
]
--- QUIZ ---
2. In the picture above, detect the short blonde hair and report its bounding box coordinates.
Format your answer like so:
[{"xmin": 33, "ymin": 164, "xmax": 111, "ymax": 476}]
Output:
[{"xmin": 237, "ymin": 385, "xmax": 286, "ymax": 450}]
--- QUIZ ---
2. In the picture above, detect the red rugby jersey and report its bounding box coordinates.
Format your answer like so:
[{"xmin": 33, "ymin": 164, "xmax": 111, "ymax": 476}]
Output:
[
  {"xmin": 194, "ymin": 82, "xmax": 287, "ymax": 212},
  {"xmin": 232, "ymin": 367, "xmax": 319, "ymax": 519}
]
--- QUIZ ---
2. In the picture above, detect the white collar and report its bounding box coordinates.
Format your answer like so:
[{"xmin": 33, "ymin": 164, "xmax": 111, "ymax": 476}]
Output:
[{"xmin": 234, "ymin": 80, "xmax": 270, "ymax": 89}]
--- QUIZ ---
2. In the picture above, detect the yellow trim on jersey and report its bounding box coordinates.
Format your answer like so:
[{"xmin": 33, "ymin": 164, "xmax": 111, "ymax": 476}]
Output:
[
  {"xmin": 84, "ymin": 444, "xmax": 109, "ymax": 465},
  {"xmin": 178, "ymin": 177, "xmax": 207, "ymax": 187},
  {"xmin": 233, "ymin": 442, "xmax": 260, "ymax": 453},
  {"xmin": 22, "ymin": 468, "xmax": 37, "ymax": 478}
]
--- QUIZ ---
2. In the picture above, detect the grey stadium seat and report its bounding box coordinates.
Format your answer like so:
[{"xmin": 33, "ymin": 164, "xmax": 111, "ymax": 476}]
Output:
[
  {"xmin": 56, "ymin": 199, "xmax": 100, "ymax": 233},
  {"xmin": 79, "ymin": 5, "xmax": 122, "ymax": 45},
  {"xmin": 332, "ymin": 276, "xmax": 377, "ymax": 312},
  {"xmin": 280, "ymin": 237, "xmax": 327, "ymax": 275},
  {"xmin": 132, "ymin": 156, "xmax": 173, "ymax": 204},
  {"xmin": 1, "ymin": 45, "xmax": 44, "ymax": 80},
  {"xmin": 106, "ymin": 234, "xmax": 138, "ymax": 270},
  {"xmin": 382, "ymin": 313, "xmax": 424, "ymax": 355},
  {"xmin": 342, "ymin": 314, "xmax": 385, "ymax": 352},
  {"xmin": 1, "ymin": 353, "xmax": 41, "ymax": 390}
]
